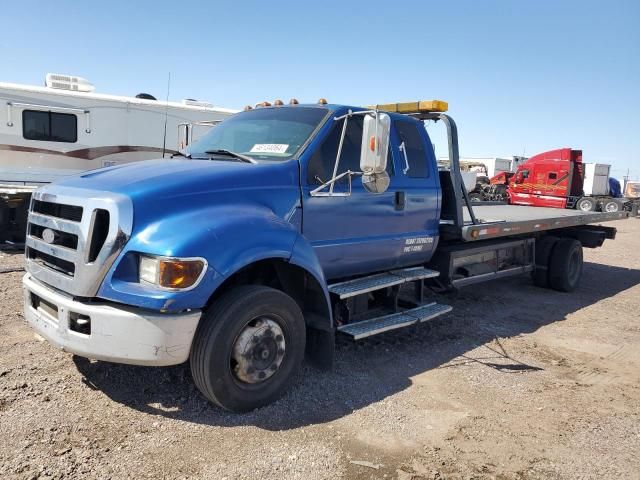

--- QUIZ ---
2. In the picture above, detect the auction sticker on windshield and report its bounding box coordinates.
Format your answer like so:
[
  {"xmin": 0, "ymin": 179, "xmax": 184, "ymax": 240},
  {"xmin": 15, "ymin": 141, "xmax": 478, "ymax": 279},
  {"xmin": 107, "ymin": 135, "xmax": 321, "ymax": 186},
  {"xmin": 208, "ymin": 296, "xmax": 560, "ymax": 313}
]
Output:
[{"xmin": 250, "ymin": 144, "xmax": 289, "ymax": 154}]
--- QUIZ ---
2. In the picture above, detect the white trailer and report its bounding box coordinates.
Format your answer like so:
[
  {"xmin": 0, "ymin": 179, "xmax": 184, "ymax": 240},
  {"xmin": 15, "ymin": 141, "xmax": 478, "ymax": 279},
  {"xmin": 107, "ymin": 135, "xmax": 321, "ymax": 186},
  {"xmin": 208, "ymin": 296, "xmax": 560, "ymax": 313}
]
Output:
[
  {"xmin": 583, "ymin": 163, "xmax": 610, "ymax": 196},
  {"xmin": 458, "ymin": 157, "xmax": 515, "ymax": 178},
  {"xmin": 0, "ymin": 73, "xmax": 237, "ymax": 242}
]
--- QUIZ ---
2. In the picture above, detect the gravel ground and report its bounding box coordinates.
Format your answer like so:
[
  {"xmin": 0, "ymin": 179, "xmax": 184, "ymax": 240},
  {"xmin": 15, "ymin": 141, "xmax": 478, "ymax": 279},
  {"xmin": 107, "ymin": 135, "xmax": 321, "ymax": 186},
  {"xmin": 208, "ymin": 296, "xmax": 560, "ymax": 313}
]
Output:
[{"xmin": 1, "ymin": 218, "xmax": 639, "ymax": 479}]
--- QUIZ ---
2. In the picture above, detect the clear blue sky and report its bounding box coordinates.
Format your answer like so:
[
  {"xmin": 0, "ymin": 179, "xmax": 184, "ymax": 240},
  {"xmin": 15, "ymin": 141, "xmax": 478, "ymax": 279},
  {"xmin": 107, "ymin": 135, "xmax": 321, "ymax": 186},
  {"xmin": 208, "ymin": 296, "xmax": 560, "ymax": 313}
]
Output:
[{"xmin": 2, "ymin": 0, "xmax": 639, "ymax": 178}]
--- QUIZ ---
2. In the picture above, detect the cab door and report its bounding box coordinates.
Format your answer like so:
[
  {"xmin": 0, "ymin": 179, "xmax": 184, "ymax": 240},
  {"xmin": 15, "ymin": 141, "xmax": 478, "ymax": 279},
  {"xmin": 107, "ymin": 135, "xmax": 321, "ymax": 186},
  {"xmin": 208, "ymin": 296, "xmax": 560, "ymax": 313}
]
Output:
[
  {"xmin": 301, "ymin": 114, "xmax": 407, "ymax": 280},
  {"xmin": 389, "ymin": 118, "xmax": 440, "ymax": 266}
]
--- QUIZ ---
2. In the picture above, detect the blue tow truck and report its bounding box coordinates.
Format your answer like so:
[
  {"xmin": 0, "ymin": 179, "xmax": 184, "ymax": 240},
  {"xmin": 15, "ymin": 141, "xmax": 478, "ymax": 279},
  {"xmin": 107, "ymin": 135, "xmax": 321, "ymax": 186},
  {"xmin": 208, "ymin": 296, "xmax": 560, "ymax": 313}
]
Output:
[{"xmin": 22, "ymin": 99, "xmax": 628, "ymax": 411}]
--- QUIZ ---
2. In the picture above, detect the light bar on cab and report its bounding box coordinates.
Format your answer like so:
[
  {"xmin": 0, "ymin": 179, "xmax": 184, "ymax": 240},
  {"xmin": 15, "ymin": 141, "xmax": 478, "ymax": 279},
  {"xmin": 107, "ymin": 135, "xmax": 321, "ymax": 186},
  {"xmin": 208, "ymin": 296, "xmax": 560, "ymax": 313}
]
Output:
[{"xmin": 366, "ymin": 100, "xmax": 448, "ymax": 114}]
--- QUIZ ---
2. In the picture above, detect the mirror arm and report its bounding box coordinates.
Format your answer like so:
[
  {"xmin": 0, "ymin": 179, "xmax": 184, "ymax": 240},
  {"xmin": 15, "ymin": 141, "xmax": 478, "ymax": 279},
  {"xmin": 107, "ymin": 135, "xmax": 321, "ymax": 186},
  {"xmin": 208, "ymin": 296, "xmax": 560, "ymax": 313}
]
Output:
[
  {"xmin": 310, "ymin": 170, "xmax": 362, "ymax": 197},
  {"xmin": 329, "ymin": 110, "xmax": 351, "ymax": 194},
  {"xmin": 333, "ymin": 109, "xmax": 378, "ymax": 122}
]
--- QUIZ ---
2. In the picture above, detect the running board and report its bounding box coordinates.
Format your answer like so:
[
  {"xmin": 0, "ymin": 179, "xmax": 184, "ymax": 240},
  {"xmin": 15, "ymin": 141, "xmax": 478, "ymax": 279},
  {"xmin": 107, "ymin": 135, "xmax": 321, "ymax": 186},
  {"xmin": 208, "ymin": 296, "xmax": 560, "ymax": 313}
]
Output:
[
  {"xmin": 337, "ymin": 302, "xmax": 452, "ymax": 340},
  {"xmin": 328, "ymin": 267, "xmax": 440, "ymax": 299}
]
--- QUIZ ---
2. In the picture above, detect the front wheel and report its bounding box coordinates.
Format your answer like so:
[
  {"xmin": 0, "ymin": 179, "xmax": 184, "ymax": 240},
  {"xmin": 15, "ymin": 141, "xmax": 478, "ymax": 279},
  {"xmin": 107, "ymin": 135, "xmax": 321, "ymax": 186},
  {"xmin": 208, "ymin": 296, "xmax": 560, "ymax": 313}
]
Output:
[
  {"xmin": 190, "ymin": 285, "xmax": 306, "ymax": 412},
  {"xmin": 576, "ymin": 197, "xmax": 596, "ymax": 212}
]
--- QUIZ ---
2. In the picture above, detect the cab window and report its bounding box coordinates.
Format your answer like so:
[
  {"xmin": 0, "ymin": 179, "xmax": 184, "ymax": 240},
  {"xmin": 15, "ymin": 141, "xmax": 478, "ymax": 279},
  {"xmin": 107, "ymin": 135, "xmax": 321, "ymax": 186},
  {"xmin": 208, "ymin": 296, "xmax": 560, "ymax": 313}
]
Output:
[{"xmin": 394, "ymin": 120, "xmax": 428, "ymax": 178}]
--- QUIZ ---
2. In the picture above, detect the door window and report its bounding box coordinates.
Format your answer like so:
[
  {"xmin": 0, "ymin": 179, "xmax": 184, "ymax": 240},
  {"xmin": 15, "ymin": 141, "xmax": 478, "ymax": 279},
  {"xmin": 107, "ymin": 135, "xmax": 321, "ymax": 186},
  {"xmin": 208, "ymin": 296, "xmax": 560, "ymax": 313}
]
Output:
[
  {"xmin": 307, "ymin": 116, "xmax": 393, "ymax": 186},
  {"xmin": 22, "ymin": 110, "xmax": 77, "ymax": 143},
  {"xmin": 394, "ymin": 120, "xmax": 428, "ymax": 178}
]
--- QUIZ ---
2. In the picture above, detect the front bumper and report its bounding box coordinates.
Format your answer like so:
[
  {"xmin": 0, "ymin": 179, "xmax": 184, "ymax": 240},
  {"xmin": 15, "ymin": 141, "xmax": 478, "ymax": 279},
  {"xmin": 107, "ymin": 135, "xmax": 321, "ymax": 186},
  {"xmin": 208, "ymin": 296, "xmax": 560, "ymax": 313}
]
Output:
[{"xmin": 23, "ymin": 274, "xmax": 201, "ymax": 366}]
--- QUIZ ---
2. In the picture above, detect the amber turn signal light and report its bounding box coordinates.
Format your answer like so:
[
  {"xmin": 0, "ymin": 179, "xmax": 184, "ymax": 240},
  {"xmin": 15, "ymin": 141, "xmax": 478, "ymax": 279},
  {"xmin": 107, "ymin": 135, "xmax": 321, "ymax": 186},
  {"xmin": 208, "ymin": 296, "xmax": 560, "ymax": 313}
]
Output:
[
  {"xmin": 158, "ymin": 259, "xmax": 205, "ymax": 289},
  {"xmin": 139, "ymin": 255, "xmax": 206, "ymax": 289}
]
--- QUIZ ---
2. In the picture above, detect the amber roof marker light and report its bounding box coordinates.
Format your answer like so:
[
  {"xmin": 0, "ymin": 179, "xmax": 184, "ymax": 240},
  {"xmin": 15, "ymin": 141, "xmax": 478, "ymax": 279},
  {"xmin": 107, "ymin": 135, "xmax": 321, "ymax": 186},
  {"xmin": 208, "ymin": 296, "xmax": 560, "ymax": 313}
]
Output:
[{"xmin": 366, "ymin": 100, "xmax": 448, "ymax": 114}]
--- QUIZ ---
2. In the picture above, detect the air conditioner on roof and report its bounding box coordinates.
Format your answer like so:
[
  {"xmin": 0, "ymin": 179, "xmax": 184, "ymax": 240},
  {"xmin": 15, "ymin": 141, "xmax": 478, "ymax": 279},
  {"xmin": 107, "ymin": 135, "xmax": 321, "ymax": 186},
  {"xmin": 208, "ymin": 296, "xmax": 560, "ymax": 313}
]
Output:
[
  {"xmin": 45, "ymin": 73, "xmax": 95, "ymax": 93},
  {"xmin": 182, "ymin": 98, "xmax": 213, "ymax": 108}
]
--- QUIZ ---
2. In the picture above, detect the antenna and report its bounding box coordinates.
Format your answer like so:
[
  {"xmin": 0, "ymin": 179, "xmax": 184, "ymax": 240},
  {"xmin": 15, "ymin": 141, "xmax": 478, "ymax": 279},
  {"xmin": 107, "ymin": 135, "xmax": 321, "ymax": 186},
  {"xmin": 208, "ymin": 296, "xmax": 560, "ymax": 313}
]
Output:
[{"xmin": 161, "ymin": 72, "xmax": 171, "ymax": 158}]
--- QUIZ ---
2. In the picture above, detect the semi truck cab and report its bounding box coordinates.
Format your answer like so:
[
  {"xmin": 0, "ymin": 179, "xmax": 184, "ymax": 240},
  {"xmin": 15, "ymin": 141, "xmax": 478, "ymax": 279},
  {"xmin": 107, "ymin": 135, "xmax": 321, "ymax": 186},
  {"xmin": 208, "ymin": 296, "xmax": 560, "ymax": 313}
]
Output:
[{"xmin": 22, "ymin": 100, "xmax": 627, "ymax": 411}]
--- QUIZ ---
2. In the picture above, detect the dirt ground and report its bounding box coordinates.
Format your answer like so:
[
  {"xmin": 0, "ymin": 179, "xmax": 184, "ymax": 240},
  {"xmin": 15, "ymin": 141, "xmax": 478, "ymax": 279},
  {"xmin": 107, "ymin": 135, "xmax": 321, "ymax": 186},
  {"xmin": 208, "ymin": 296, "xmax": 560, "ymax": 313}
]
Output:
[{"xmin": 1, "ymin": 218, "xmax": 639, "ymax": 480}]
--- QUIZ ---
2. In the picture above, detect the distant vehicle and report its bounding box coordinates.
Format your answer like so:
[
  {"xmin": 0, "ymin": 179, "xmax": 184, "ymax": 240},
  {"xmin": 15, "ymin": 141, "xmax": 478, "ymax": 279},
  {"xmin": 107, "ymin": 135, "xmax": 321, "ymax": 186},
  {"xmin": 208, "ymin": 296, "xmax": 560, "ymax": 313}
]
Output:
[
  {"xmin": 22, "ymin": 98, "xmax": 628, "ymax": 412},
  {"xmin": 624, "ymin": 181, "xmax": 640, "ymax": 199},
  {"xmin": 0, "ymin": 73, "xmax": 237, "ymax": 242},
  {"xmin": 438, "ymin": 156, "xmax": 526, "ymax": 203},
  {"xmin": 506, "ymin": 148, "xmax": 638, "ymax": 213},
  {"xmin": 458, "ymin": 157, "xmax": 514, "ymax": 178}
]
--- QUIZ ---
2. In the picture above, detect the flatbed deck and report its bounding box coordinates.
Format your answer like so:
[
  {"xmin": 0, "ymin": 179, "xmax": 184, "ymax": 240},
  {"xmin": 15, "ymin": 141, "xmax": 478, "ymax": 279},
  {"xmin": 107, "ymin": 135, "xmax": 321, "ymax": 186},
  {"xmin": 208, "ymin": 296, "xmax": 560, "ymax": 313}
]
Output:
[{"xmin": 456, "ymin": 204, "xmax": 628, "ymax": 241}]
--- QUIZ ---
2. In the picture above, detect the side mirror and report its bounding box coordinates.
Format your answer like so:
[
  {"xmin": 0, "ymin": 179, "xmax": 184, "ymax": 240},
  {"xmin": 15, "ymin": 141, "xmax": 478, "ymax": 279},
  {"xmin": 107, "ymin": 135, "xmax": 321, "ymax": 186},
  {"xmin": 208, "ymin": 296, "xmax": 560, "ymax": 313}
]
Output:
[{"xmin": 360, "ymin": 113, "xmax": 391, "ymax": 194}]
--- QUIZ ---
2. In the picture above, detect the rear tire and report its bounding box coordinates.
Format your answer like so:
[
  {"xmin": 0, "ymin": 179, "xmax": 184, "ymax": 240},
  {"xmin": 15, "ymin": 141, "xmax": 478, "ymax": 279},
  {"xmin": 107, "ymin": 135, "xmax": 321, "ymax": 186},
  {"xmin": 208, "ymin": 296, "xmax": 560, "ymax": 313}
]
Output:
[
  {"xmin": 548, "ymin": 238, "xmax": 583, "ymax": 292},
  {"xmin": 576, "ymin": 197, "xmax": 596, "ymax": 212},
  {"xmin": 190, "ymin": 285, "xmax": 306, "ymax": 412},
  {"xmin": 532, "ymin": 235, "xmax": 559, "ymax": 288},
  {"xmin": 602, "ymin": 199, "xmax": 620, "ymax": 213}
]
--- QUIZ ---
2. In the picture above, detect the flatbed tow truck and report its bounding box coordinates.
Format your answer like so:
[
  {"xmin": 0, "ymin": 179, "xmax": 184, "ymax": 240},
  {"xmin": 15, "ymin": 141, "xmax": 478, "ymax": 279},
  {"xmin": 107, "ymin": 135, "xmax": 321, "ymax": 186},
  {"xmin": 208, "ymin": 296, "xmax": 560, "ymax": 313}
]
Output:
[{"xmin": 22, "ymin": 99, "xmax": 628, "ymax": 411}]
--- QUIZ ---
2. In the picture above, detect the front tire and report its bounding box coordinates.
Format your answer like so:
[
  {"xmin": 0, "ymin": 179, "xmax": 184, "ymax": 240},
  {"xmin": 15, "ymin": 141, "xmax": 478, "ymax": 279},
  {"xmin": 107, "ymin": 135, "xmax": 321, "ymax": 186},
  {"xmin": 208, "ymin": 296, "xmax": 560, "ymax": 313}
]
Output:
[
  {"xmin": 190, "ymin": 285, "xmax": 306, "ymax": 412},
  {"xmin": 576, "ymin": 197, "xmax": 596, "ymax": 212}
]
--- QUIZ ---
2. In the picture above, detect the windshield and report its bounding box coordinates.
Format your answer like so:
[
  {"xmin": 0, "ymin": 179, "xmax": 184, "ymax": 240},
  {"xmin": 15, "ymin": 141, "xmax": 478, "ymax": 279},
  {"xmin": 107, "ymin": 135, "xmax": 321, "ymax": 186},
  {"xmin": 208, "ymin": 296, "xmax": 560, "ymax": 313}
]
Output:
[{"xmin": 186, "ymin": 106, "xmax": 328, "ymax": 161}]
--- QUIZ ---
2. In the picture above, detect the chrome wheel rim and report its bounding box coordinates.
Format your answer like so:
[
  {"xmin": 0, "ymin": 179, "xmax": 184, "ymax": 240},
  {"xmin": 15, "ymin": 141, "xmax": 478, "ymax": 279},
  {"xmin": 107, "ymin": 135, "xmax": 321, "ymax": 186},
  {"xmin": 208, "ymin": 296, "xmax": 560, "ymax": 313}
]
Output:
[{"xmin": 578, "ymin": 200, "xmax": 592, "ymax": 211}]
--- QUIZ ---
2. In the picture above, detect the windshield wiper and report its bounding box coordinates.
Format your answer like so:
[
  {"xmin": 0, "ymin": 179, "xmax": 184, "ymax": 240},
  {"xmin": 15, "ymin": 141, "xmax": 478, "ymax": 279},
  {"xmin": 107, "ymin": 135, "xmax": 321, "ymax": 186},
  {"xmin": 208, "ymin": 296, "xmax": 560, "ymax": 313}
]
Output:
[
  {"xmin": 204, "ymin": 149, "xmax": 256, "ymax": 164},
  {"xmin": 171, "ymin": 151, "xmax": 191, "ymax": 159}
]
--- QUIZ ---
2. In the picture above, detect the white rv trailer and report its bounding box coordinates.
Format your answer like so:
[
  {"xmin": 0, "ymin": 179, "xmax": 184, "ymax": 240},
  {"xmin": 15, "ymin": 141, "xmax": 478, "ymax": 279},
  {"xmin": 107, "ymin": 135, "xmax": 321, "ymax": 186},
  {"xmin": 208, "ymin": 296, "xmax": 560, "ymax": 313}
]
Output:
[{"xmin": 0, "ymin": 73, "xmax": 237, "ymax": 242}]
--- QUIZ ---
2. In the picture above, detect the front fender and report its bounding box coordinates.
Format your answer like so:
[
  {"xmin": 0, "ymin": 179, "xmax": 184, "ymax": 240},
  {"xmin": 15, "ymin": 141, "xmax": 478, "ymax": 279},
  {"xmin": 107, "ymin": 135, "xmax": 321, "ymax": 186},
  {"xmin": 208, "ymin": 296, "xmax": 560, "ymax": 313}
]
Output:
[{"xmin": 98, "ymin": 204, "xmax": 299, "ymax": 311}]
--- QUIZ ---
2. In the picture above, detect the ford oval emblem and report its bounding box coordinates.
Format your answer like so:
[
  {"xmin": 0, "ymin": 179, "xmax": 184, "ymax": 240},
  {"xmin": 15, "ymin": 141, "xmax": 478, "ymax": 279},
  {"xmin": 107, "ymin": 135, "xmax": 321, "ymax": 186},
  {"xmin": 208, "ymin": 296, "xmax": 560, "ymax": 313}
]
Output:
[{"xmin": 42, "ymin": 228, "xmax": 56, "ymax": 244}]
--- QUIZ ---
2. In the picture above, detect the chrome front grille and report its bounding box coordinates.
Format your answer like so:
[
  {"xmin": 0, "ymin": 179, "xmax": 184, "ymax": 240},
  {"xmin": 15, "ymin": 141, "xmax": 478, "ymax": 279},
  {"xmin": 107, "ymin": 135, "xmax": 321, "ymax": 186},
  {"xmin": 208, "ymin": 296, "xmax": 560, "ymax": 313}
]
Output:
[{"xmin": 25, "ymin": 185, "xmax": 133, "ymax": 297}]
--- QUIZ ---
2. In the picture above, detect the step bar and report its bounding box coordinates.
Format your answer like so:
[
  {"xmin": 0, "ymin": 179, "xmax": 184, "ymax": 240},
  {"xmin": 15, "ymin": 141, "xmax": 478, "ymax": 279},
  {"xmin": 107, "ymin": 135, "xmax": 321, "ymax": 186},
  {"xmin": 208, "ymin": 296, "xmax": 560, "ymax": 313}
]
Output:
[
  {"xmin": 328, "ymin": 266, "xmax": 439, "ymax": 299},
  {"xmin": 337, "ymin": 302, "xmax": 452, "ymax": 340}
]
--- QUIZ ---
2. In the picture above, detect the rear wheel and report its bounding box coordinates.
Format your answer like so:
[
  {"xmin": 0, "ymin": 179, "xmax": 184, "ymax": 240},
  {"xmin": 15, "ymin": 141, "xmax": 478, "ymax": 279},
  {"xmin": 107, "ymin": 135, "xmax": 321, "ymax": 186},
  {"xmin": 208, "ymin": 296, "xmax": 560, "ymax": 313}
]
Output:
[
  {"xmin": 576, "ymin": 197, "xmax": 596, "ymax": 212},
  {"xmin": 532, "ymin": 235, "xmax": 559, "ymax": 288},
  {"xmin": 602, "ymin": 199, "xmax": 620, "ymax": 212},
  {"xmin": 190, "ymin": 285, "xmax": 306, "ymax": 412},
  {"xmin": 548, "ymin": 238, "xmax": 583, "ymax": 292}
]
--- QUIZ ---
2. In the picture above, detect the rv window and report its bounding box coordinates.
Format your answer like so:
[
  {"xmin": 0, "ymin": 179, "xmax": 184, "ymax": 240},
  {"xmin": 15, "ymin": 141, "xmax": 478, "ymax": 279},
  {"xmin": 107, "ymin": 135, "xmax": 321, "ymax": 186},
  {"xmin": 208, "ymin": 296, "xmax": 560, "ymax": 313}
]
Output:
[
  {"xmin": 23, "ymin": 110, "xmax": 77, "ymax": 143},
  {"xmin": 394, "ymin": 120, "xmax": 428, "ymax": 178}
]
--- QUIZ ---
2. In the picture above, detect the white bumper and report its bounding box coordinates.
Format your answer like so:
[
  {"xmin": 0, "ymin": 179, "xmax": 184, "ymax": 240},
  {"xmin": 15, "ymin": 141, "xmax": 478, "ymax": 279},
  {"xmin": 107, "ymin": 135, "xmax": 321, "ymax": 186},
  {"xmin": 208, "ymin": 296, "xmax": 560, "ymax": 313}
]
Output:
[{"xmin": 23, "ymin": 274, "xmax": 202, "ymax": 366}]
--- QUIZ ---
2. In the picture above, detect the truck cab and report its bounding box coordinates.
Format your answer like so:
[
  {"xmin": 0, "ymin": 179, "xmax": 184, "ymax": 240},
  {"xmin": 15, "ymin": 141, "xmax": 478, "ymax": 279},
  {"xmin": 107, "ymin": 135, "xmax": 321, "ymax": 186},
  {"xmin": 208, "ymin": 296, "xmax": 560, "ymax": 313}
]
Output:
[
  {"xmin": 23, "ymin": 100, "xmax": 452, "ymax": 411},
  {"xmin": 508, "ymin": 148, "xmax": 585, "ymax": 209}
]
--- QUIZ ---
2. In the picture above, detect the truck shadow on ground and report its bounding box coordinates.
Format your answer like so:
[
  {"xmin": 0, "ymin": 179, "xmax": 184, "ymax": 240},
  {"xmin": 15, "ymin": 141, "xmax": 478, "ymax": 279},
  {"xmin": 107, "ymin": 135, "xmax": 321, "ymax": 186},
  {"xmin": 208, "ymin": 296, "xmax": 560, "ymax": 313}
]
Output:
[{"xmin": 73, "ymin": 261, "xmax": 640, "ymax": 431}]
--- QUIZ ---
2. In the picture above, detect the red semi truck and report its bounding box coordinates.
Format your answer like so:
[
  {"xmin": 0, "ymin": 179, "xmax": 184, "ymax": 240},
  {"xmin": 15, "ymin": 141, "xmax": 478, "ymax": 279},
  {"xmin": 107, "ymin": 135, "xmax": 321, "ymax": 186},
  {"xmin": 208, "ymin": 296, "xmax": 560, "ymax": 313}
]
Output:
[{"xmin": 493, "ymin": 148, "xmax": 636, "ymax": 213}]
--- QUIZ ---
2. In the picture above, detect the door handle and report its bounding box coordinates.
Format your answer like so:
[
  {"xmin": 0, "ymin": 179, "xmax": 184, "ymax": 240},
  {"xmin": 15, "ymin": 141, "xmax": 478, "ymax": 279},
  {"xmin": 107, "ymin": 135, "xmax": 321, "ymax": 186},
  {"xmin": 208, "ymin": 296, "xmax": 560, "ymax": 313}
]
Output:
[{"xmin": 395, "ymin": 191, "xmax": 406, "ymax": 210}]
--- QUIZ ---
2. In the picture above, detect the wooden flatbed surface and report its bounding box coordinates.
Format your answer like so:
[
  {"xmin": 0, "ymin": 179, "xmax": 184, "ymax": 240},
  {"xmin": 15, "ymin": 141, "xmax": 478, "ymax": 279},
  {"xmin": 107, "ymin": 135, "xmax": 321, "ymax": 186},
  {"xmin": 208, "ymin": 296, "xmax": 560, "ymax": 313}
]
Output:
[{"xmin": 458, "ymin": 204, "xmax": 628, "ymax": 241}]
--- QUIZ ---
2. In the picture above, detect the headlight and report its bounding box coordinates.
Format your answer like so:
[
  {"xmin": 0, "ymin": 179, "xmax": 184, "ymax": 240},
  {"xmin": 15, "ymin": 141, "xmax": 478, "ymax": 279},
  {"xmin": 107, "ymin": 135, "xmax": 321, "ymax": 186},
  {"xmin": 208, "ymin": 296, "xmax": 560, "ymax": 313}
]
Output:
[{"xmin": 139, "ymin": 255, "xmax": 206, "ymax": 290}]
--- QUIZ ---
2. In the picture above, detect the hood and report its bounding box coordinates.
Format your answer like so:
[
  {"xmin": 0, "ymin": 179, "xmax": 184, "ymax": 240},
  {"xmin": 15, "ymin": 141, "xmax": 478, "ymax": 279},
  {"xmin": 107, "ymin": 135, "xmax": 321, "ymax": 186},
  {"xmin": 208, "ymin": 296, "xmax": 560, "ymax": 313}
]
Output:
[
  {"xmin": 56, "ymin": 158, "xmax": 297, "ymax": 198},
  {"xmin": 53, "ymin": 158, "xmax": 302, "ymax": 229}
]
